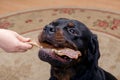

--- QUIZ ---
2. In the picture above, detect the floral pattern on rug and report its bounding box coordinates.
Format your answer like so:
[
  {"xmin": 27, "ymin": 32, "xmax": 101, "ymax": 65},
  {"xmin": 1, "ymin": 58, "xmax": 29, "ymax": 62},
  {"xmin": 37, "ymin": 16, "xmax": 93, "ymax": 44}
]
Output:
[
  {"xmin": 0, "ymin": 8, "xmax": 120, "ymax": 80},
  {"xmin": 0, "ymin": 8, "xmax": 119, "ymax": 38},
  {"xmin": 93, "ymin": 18, "xmax": 120, "ymax": 30}
]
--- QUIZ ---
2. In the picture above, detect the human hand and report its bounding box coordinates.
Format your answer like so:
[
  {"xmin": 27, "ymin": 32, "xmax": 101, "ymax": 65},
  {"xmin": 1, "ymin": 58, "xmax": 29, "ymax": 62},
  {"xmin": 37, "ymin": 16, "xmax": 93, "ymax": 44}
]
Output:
[{"xmin": 0, "ymin": 29, "xmax": 32, "ymax": 53}]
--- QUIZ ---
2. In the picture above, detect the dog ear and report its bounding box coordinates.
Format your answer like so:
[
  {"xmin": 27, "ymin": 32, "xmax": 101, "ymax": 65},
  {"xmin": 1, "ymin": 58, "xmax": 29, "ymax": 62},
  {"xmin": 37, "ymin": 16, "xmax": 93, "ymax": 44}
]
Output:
[{"xmin": 87, "ymin": 34, "xmax": 100, "ymax": 68}]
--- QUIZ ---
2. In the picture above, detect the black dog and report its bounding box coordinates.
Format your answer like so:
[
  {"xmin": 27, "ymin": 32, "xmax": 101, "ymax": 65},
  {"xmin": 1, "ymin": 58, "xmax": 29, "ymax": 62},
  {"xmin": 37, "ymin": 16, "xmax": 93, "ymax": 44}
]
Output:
[{"xmin": 38, "ymin": 18, "xmax": 117, "ymax": 80}]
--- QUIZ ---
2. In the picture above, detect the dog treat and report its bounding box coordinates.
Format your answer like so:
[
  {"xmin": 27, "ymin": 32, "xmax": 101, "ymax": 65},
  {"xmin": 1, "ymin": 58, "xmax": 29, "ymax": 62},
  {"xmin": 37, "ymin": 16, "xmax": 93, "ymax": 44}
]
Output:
[
  {"xmin": 27, "ymin": 41, "xmax": 42, "ymax": 48},
  {"xmin": 29, "ymin": 40, "xmax": 81, "ymax": 59},
  {"xmin": 52, "ymin": 48, "xmax": 81, "ymax": 59}
]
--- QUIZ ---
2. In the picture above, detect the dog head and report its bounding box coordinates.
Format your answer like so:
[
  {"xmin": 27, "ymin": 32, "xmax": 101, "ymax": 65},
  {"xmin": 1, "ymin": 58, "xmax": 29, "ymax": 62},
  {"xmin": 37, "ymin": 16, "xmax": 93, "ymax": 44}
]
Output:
[{"xmin": 38, "ymin": 18, "xmax": 100, "ymax": 69}]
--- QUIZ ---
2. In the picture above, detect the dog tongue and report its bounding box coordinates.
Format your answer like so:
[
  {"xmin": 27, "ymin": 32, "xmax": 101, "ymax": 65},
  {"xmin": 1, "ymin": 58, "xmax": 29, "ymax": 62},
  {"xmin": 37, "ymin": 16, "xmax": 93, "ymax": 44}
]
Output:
[{"xmin": 55, "ymin": 48, "xmax": 81, "ymax": 59}]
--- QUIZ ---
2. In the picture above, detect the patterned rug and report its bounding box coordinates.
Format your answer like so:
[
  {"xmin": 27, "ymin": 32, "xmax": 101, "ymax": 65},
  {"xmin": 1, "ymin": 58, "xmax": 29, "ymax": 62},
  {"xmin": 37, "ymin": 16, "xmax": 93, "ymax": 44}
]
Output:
[{"xmin": 0, "ymin": 8, "xmax": 120, "ymax": 80}]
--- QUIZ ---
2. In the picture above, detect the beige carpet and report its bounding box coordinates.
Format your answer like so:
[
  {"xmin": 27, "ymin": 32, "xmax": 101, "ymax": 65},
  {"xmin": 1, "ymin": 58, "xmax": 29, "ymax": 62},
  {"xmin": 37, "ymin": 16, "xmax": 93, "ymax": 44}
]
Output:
[{"xmin": 0, "ymin": 8, "xmax": 119, "ymax": 80}]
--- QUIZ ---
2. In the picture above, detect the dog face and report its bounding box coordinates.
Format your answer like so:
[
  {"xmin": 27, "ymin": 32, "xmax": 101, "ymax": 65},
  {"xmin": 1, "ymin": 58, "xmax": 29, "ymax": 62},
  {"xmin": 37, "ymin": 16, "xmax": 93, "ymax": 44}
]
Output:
[{"xmin": 38, "ymin": 18, "xmax": 100, "ymax": 68}]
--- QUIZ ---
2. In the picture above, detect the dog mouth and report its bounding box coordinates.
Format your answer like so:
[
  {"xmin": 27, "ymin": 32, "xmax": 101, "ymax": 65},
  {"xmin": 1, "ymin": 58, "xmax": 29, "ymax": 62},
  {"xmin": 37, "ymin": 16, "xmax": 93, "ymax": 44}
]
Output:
[{"xmin": 38, "ymin": 41, "xmax": 82, "ymax": 63}]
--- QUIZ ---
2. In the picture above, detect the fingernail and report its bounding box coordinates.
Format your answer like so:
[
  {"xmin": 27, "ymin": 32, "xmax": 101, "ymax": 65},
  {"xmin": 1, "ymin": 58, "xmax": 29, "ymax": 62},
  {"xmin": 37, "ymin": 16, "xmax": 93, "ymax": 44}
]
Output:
[
  {"xmin": 26, "ymin": 38, "xmax": 31, "ymax": 42},
  {"xmin": 27, "ymin": 44, "xmax": 33, "ymax": 49}
]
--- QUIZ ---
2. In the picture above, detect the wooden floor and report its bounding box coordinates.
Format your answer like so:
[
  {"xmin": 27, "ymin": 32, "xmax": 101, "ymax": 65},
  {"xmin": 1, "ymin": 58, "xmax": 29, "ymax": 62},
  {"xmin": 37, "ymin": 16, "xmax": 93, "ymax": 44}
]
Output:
[{"xmin": 0, "ymin": 0, "xmax": 120, "ymax": 15}]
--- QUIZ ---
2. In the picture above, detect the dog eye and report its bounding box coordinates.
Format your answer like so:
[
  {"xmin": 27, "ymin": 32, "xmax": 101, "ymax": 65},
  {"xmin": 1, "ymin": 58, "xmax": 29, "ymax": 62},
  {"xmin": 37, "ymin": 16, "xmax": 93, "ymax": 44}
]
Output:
[{"xmin": 68, "ymin": 29, "xmax": 78, "ymax": 36}]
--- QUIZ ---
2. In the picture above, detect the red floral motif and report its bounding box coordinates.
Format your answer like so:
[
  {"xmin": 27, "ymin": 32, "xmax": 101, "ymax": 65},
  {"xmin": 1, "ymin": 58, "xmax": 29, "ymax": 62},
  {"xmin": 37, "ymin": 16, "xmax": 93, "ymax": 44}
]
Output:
[
  {"xmin": 39, "ymin": 19, "xmax": 43, "ymax": 22},
  {"xmin": 54, "ymin": 8, "xmax": 75, "ymax": 15},
  {"xmin": 0, "ymin": 21, "xmax": 13, "ymax": 28},
  {"xmin": 110, "ymin": 19, "xmax": 120, "ymax": 30},
  {"xmin": 107, "ymin": 15, "xmax": 111, "ymax": 19},
  {"xmin": 113, "ymin": 19, "xmax": 120, "ymax": 26},
  {"xmin": 25, "ymin": 19, "xmax": 33, "ymax": 23},
  {"xmin": 79, "ymin": 9, "xmax": 85, "ymax": 12},
  {"xmin": 97, "ymin": 20, "xmax": 109, "ymax": 28},
  {"xmin": 53, "ymin": 9, "xmax": 58, "ymax": 12},
  {"xmin": 110, "ymin": 25, "xmax": 118, "ymax": 30},
  {"xmin": 52, "ymin": 13, "xmax": 57, "ymax": 16},
  {"xmin": 87, "ymin": 16, "xmax": 91, "ymax": 19},
  {"xmin": 94, "ymin": 18, "xmax": 120, "ymax": 30}
]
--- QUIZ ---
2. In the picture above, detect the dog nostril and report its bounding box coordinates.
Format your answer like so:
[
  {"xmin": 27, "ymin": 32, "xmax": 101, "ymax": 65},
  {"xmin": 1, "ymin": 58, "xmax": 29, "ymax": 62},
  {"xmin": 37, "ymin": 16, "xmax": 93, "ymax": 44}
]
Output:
[
  {"xmin": 44, "ymin": 26, "xmax": 48, "ymax": 31},
  {"xmin": 49, "ymin": 27, "xmax": 55, "ymax": 32},
  {"xmin": 43, "ymin": 26, "xmax": 55, "ymax": 33}
]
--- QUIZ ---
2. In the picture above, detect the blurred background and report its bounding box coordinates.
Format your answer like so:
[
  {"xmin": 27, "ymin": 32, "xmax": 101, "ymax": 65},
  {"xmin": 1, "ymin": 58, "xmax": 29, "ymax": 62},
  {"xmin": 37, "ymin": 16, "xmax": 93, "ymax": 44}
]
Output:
[{"xmin": 0, "ymin": 0, "xmax": 120, "ymax": 15}]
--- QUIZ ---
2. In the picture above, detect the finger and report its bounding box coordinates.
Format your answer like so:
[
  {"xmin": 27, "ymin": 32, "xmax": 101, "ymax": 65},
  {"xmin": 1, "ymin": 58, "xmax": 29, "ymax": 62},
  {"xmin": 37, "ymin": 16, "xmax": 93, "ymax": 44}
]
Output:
[
  {"xmin": 6, "ymin": 48, "xmax": 27, "ymax": 53},
  {"xmin": 18, "ymin": 49, "xmax": 27, "ymax": 52},
  {"xmin": 16, "ymin": 34, "xmax": 31, "ymax": 42},
  {"xmin": 18, "ymin": 42, "xmax": 33, "ymax": 50}
]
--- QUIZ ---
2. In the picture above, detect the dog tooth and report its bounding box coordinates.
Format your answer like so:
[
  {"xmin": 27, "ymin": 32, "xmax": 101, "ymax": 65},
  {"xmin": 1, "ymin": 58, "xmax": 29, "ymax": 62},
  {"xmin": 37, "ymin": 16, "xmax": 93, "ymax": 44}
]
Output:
[
  {"xmin": 54, "ymin": 49, "xmax": 58, "ymax": 53},
  {"xmin": 57, "ymin": 51, "xmax": 62, "ymax": 53},
  {"xmin": 52, "ymin": 49, "xmax": 58, "ymax": 53},
  {"xmin": 52, "ymin": 49, "xmax": 55, "ymax": 52},
  {"xmin": 40, "ymin": 46, "xmax": 43, "ymax": 49}
]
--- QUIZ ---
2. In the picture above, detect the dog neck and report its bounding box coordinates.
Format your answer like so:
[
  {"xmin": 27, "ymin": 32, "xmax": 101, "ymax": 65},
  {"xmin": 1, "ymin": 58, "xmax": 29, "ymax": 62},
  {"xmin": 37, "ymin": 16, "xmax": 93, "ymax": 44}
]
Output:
[
  {"xmin": 50, "ymin": 63, "xmax": 98, "ymax": 80},
  {"xmin": 51, "ymin": 66, "xmax": 76, "ymax": 80}
]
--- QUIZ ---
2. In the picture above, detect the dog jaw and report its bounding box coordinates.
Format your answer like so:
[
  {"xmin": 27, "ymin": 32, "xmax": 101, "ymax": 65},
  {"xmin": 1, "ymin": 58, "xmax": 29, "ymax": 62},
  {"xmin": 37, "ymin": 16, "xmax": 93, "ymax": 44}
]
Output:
[{"xmin": 38, "ymin": 48, "xmax": 81, "ymax": 66}]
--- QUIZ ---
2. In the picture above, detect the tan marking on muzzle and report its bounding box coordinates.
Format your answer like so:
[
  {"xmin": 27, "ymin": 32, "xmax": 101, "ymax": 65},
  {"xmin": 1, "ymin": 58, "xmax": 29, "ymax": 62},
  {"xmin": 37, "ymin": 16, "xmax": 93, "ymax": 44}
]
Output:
[
  {"xmin": 55, "ymin": 28, "xmax": 65, "ymax": 42},
  {"xmin": 68, "ymin": 22, "xmax": 74, "ymax": 27}
]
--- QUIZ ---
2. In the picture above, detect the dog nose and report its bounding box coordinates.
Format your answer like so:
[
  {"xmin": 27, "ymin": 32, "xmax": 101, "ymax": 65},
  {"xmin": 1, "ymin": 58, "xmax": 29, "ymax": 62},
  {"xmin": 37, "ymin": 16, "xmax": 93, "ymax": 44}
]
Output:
[{"xmin": 43, "ymin": 25, "xmax": 49, "ymax": 31}]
